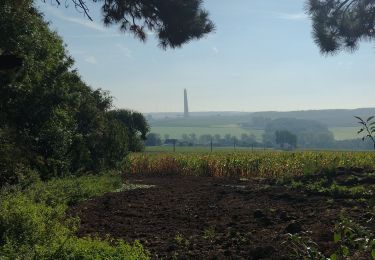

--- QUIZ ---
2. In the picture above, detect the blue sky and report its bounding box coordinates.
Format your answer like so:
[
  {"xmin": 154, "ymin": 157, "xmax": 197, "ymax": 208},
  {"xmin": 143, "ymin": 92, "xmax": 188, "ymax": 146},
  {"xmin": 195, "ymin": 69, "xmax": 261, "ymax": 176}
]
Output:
[{"xmin": 38, "ymin": 0, "xmax": 375, "ymax": 113}]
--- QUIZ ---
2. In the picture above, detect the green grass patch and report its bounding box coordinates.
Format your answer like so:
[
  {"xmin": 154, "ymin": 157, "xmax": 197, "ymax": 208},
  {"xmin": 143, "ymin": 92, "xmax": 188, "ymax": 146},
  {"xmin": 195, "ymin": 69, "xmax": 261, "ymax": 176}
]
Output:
[
  {"xmin": 329, "ymin": 127, "xmax": 361, "ymax": 140},
  {"xmin": 0, "ymin": 172, "xmax": 150, "ymax": 259}
]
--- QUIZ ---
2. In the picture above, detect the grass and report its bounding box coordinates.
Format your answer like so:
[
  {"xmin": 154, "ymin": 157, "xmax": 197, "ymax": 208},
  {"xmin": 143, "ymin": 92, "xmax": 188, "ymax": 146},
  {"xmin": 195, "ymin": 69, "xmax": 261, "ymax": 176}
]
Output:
[
  {"xmin": 0, "ymin": 172, "xmax": 150, "ymax": 259},
  {"xmin": 329, "ymin": 127, "xmax": 361, "ymax": 140},
  {"xmin": 150, "ymin": 115, "xmax": 249, "ymax": 127}
]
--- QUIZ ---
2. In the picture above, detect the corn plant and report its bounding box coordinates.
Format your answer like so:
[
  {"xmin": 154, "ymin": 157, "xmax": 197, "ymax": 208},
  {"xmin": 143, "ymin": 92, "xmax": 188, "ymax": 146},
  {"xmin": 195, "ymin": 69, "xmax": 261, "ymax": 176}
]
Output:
[{"xmin": 356, "ymin": 116, "xmax": 375, "ymax": 150}]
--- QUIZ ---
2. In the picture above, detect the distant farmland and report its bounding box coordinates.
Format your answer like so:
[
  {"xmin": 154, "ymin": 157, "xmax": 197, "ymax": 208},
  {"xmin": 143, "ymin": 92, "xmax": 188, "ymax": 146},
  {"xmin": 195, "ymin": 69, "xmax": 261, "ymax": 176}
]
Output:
[
  {"xmin": 150, "ymin": 125, "xmax": 360, "ymax": 141},
  {"xmin": 150, "ymin": 125, "xmax": 264, "ymax": 140},
  {"xmin": 148, "ymin": 110, "xmax": 368, "ymax": 142},
  {"xmin": 328, "ymin": 127, "xmax": 361, "ymax": 140}
]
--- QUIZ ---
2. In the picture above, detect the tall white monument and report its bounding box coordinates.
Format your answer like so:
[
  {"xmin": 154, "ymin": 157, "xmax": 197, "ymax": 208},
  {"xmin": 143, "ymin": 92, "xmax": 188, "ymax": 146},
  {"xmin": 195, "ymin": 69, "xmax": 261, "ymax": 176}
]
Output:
[{"xmin": 184, "ymin": 89, "xmax": 189, "ymax": 118}]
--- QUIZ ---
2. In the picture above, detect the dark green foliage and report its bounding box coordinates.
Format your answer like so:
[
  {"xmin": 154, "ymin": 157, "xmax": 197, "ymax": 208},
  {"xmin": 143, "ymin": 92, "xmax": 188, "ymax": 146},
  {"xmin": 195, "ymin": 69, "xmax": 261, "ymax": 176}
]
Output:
[
  {"xmin": 109, "ymin": 109, "xmax": 150, "ymax": 152},
  {"xmin": 284, "ymin": 218, "xmax": 375, "ymax": 259},
  {"xmin": 356, "ymin": 116, "xmax": 375, "ymax": 149},
  {"xmin": 263, "ymin": 118, "xmax": 335, "ymax": 148},
  {"xmin": 0, "ymin": 1, "xmax": 148, "ymax": 185},
  {"xmin": 21, "ymin": 172, "xmax": 124, "ymax": 207},
  {"xmin": 0, "ymin": 174, "xmax": 150, "ymax": 259},
  {"xmin": 306, "ymin": 0, "xmax": 375, "ymax": 54},
  {"xmin": 331, "ymin": 218, "xmax": 375, "ymax": 259},
  {"xmin": 275, "ymin": 130, "xmax": 297, "ymax": 149},
  {"xmin": 47, "ymin": 0, "xmax": 215, "ymax": 49},
  {"xmin": 0, "ymin": 194, "xmax": 73, "ymax": 259},
  {"xmin": 145, "ymin": 133, "xmax": 162, "ymax": 146}
]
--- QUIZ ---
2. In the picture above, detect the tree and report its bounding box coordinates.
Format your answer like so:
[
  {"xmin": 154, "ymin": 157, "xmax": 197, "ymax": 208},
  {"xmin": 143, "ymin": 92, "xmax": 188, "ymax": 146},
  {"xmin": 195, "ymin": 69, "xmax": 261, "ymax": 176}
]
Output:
[
  {"xmin": 263, "ymin": 118, "xmax": 334, "ymax": 149},
  {"xmin": 108, "ymin": 109, "xmax": 150, "ymax": 152},
  {"xmin": 306, "ymin": 1, "xmax": 375, "ymax": 148},
  {"xmin": 0, "ymin": 55, "xmax": 23, "ymax": 70},
  {"xmin": 44, "ymin": 0, "xmax": 215, "ymax": 49},
  {"xmin": 1, "ymin": 0, "xmax": 214, "ymax": 72},
  {"xmin": 198, "ymin": 134, "xmax": 212, "ymax": 145},
  {"xmin": 306, "ymin": 0, "xmax": 375, "ymax": 54},
  {"xmin": 0, "ymin": 1, "xmax": 135, "ymax": 183},
  {"xmin": 240, "ymin": 133, "xmax": 257, "ymax": 147},
  {"xmin": 145, "ymin": 133, "xmax": 162, "ymax": 146},
  {"xmin": 275, "ymin": 130, "xmax": 297, "ymax": 149}
]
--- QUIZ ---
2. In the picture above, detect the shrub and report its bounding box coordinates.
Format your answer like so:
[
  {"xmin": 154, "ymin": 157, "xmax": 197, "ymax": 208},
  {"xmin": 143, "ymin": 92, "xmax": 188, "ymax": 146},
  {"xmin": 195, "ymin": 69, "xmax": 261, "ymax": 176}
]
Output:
[
  {"xmin": 23, "ymin": 172, "xmax": 123, "ymax": 207},
  {"xmin": 0, "ymin": 174, "xmax": 149, "ymax": 259},
  {"xmin": 58, "ymin": 238, "xmax": 149, "ymax": 260},
  {"xmin": 0, "ymin": 194, "xmax": 75, "ymax": 259}
]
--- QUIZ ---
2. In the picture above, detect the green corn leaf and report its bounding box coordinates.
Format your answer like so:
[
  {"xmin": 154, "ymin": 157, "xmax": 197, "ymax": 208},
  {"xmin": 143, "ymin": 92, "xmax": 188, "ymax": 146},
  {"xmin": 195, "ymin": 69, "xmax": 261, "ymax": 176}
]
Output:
[
  {"xmin": 334, "ymin": 233, "xmax": 341, "ymax": 243},
  {"xmin": 342, "ymin": 246, "xmax": 349, "ymax": 256},
  {"xmin": 330, "ymin": 253, "xmax": 337, "ymax": 260}
]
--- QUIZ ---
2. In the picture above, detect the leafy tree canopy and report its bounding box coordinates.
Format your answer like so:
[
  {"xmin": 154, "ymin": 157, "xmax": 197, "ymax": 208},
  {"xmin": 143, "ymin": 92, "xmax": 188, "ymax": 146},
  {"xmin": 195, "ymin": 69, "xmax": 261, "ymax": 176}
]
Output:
[
  {"xmin": 275, "ymin": 130, "xmax": 297, "ymax": 149},
  {"xmin": 263, "ymin": 118, "xmax": 334, "ymax": 148},
  {"xmin": 0, "ymin": 0, "xmax": 149, "ymax": 184},
  {"xmin": 43, "ymin": 0, "xmax": 215, "ymax": 49},
  {"xmin": 306, "ymin": 0, "xmax": 375, "ymax": 54}
]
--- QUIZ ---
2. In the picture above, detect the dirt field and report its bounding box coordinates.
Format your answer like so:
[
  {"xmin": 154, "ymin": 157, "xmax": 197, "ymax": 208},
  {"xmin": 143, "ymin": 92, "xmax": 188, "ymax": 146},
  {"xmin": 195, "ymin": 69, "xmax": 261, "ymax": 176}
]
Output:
[{"xmin": 70, "ymin": 176, "xmax": 371, "ymax": 259}]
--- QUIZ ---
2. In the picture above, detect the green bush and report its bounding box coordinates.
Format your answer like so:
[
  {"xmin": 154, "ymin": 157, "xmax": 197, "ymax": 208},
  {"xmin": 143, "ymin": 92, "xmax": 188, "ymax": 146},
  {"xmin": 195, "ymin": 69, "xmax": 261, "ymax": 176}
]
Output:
[
  {"xmin": 23, "ymin": 172, "xmax": 123, "ymax": 207},
  {"xmin": 1, "ymin": 2, "xmax": 150, "ymax": 185},
  {"xmin": 58, "ymin": 238, "xmax": 149, "ymax": 260},
  {"xmin": 0, "ymin": 174, "xmax": 150, "ymax": 259},
  {"xmin": 0, "ymin": 194, "xmax": 75, "ymax": 259}
]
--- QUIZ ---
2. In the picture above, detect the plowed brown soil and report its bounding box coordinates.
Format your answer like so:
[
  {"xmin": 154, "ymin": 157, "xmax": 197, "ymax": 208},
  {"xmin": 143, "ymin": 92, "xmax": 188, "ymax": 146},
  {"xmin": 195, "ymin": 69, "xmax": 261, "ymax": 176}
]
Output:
[{"xmin": 70, "ymin": 176, "xmax": 371, "ymax": 259}]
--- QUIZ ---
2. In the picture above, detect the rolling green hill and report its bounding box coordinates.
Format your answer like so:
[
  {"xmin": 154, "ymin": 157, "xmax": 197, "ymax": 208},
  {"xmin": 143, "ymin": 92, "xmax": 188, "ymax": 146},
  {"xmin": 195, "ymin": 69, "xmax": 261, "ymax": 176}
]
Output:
[{"xmin": 148, "ymin": 108, "xmax": 374, "ymax": 141}]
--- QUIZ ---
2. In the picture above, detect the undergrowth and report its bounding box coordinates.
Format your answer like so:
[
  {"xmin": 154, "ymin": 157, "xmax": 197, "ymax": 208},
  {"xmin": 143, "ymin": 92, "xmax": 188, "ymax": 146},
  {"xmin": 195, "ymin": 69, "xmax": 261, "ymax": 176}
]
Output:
[
  {"xmin": 0, "ymin": 171, "xmax": 150, "ymax": 259},
  {"xmin": 283, "ymin": 217, "xmax": 375, "ymax": 259}
]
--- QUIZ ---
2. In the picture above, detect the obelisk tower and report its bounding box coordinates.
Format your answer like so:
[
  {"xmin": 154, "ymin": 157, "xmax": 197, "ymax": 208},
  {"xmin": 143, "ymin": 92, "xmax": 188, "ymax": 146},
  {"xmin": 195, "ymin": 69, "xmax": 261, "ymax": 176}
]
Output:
[{"xmin": 184, "ymin": 89, "xmax": 189, "ymax": 118}]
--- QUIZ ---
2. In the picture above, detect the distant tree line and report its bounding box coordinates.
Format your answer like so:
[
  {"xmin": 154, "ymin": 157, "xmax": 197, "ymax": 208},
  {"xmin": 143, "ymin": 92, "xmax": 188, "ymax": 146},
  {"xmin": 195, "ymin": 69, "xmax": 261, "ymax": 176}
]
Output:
[
  {"xmin": 0, "ymin": 1, "xmax": 149, "ymax": 186},
  {"xmin": 262, "ymin": 118, "xmax": 335, "ymax": 149},
  {"xmin": 146, "ymin": 133, "xmax": 260, "ymax": 148},
  {"xmin": 146, "ymin": 117, "xmax": 374, "ymax": 151},
  {"xmin": 275, "ymin": 130, "xmax": 297, "ymax": 150},
  {"xmin": 263, "ymin": 118, "xmax": 373, "ymax": 151}
]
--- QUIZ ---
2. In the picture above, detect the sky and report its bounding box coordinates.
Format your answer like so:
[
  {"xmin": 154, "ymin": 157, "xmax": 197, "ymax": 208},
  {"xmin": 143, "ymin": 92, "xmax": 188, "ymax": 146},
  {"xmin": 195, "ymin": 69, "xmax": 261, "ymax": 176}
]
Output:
[{"xmin": 37, "ymin": 0, "xmax": 375, "ymax": 113}]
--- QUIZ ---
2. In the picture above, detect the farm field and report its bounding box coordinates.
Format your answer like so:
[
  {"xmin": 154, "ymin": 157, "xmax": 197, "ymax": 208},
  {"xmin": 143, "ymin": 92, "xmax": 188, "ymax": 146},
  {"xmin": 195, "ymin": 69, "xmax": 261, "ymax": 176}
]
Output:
[
  {"xmin": 128, "ymin": 151, "xmax": 375, "ymax": 178},
  {"xmin": 71, "ymin": 175, "xmax": 373, "ymax": 259},
  {"xmin": 150, "ymin": 125, "xmax": 361, "ymax": 141},
  {"xmin": 4, "ymin": 1, "xmax": 375, "ymax": 259},
  {"xmin": 329, "ymin": 126, "xmax": 361, "ymax": 140},
  {"xmin": 150, "ymin": 125, "xmax": 264, "ymax": 140},
  {"xmin": 145, "ymin": 146, "xmax": 268, "ymax": 153},
  {"xmin": 69, "ymin": 151, "xmax": 375, "ymax": 259}
]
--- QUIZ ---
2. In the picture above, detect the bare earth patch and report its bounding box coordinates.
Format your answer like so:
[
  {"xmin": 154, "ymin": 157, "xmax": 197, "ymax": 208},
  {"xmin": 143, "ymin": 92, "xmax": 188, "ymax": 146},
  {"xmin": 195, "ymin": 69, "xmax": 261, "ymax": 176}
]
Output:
[{"xmin": 70, "ymin": 176, "xmax": 372, "ymax": 259}]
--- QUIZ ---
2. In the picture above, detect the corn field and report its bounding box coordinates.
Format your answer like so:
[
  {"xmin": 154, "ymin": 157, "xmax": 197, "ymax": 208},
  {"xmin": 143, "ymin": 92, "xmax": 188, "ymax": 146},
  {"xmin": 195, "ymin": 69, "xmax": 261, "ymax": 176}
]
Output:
[{"xmin": 126, "ymin": 151, "xmax": 375, "ymax": 179}]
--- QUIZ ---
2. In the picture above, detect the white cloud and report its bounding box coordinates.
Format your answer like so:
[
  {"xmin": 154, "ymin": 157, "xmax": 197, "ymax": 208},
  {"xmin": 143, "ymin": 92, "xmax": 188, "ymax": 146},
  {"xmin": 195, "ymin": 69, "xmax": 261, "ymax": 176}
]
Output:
[
  {"xmin": 66, "ymin": 33, "xmax": 123, "ymax": 38},
  {"xmin": 45, "ymin": 5, "xmax": 106, "ymax": 32},
  {"xmin": 277, "ymin": 12, "xmax": 308, "ymax": 21},
  {"xmin": 84, "ymin": 56, "xmax": 98, "ymax": 64},
  {"xmin": 115, "ymin": 43, "xmax": 132, "ymax": 58},
  {"xmin": 212, "ymin": 46, "xmax": 219, "ymax": 54}
]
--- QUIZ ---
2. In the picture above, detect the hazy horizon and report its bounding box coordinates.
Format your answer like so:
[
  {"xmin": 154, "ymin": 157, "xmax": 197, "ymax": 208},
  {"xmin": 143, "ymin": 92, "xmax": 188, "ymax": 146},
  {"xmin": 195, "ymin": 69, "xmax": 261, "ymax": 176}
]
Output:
[
  {"xmin": 39, "ymin": 0, "xmax": 375, "ymax": 113},
  {"xmin": 146, "ymin": 106, "xmax": 375, "ymax": 115}
]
